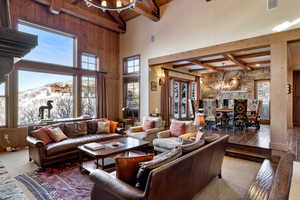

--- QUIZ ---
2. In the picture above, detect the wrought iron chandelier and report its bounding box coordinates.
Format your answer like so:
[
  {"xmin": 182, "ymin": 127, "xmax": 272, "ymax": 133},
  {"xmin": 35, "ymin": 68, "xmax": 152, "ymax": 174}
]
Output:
[{"xmin": 84, "ymin": 0, "xmax": 137, "ymax": 12}]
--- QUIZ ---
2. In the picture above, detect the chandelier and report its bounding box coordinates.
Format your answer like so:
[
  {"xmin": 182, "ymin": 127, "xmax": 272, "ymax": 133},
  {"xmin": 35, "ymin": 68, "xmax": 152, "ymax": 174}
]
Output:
[{"xmin": 84, "ymin": 0, "xmax": 137, "ymax": 12}]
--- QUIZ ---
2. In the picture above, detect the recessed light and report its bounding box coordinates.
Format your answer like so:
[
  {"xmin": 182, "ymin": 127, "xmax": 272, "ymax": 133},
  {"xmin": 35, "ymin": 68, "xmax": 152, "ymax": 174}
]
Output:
[{"xmin": 255, "ymin": 64, "xmax": 261, "ymax": 67}]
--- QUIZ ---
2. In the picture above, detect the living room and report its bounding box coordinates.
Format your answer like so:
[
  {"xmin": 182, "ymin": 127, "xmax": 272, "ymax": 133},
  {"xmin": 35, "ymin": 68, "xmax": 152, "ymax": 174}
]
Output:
[{"xmin": 0, "ymin": 0, "xmax": 300, "ymax": 199}]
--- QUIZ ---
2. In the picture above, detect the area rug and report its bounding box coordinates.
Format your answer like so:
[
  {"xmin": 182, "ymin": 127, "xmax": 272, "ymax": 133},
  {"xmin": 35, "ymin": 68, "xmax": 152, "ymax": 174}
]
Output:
[{"xmin": 16, "ymin": 163, "xmax": 95, "ymax": 200}]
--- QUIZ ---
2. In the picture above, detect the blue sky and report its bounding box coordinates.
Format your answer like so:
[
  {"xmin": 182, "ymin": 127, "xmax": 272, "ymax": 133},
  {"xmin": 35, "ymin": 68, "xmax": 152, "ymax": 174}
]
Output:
[
  {"xmin": 0, "ymin": 83, "xmax": 4, "ymax": 96},
  {"xmin": 18, "ymin": 23, "xmax": 75, "ymax": 92}
]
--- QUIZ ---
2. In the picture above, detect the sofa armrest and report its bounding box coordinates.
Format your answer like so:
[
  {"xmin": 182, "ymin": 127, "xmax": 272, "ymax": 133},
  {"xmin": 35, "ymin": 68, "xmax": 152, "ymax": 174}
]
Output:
[
  {"xmin": 90, "ymin": 170, "xmax": 145, "ymax": 200},
  {"xmin": 145, "ymin": 127, "xmax": 164, "ymax": 135},
  {"xmin": 26, "ymin": 136, "xmax": 45, "ymax": 148},
  {"xmin": 129, "ymin": 126, "xmax": 144, "ymax": 133},
  {"xmin": 157, "ymin": 130, "xmax": 171, "ymax": 138}
]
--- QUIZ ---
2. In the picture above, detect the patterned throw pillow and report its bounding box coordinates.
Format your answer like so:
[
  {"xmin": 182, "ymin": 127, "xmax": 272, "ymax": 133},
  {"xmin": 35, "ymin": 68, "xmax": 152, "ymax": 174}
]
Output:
[
  {"xmin": 87, "ymin": 120, "xmax": 98, "ymax": 134},
  {"xmin": 31, "ymin": 128, "xmax": 53, "ymax": 144},
  {"xmin": 170, "ymin": 121, "xmax": 186, "ymax": 137},
  {"xmin": 116, "ymin": 154, "xmax": 154, "ymax": 185},
  {"xmin": 48, "ymin": 127, "xmax": 68, "ymax": 142},
  {"xmin": 136, "ymin": 148, "xmax": 182, "ymax": 190},
  {"xmin": 97, "ymin": 121, "xmax": 110, "ymax": 134},
  {"xmin": 143, "ymin": 120, "xmax": 155, "ymax": 131},
  {"xmin": 110, "ymin": 121, "xmax": 119, "ymax": 133},
  {"xmin": 64, "ymin": 122, "xmax": 88, "ymax": 138}
]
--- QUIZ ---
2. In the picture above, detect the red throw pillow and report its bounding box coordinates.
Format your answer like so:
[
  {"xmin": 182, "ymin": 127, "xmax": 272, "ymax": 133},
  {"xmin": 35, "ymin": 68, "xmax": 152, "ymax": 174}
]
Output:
[
  {"xmin": 143, "ymin": 120, "xmax": 155, "ymax": 131},
  {"xmin": 110, "ymin": 121, "xmax": 119, "ymax": 133},
  {"xmin": 32, "ymin": 128, "xmax": 53, "ymax": 144},
  {"xmin": 170, "ymin": 122, "xmax": 186, "ymax": 137},
  {"xmin": 116, "ymin": 154, "xmax": 154, "ymax": 185},
  {"xmin": 196, "ymin": 131, "xmax": 204, "ymax": 142}
]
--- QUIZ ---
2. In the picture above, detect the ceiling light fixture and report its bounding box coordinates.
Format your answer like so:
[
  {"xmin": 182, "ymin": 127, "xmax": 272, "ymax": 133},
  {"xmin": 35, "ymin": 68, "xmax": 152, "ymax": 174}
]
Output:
[{"xmin": 84, "ymin": 0, "xmax": 136, "ymax": 12}]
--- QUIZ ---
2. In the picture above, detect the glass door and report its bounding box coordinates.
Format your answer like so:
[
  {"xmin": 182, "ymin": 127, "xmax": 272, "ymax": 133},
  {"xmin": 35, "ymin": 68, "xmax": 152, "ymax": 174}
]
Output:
[
  {"xmin": 171, "ymin": 80, "xmax": 190, "ymax": 119},
  {"xmin": 255, "ymin": 80, "xmax": 270, "ymax": 123}
]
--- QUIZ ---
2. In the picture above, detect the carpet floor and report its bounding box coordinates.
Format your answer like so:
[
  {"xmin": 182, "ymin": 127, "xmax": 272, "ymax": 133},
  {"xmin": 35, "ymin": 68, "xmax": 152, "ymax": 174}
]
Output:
[{"xmin": 0, "ymin": 149, "xmax": 260, "ymax": 200}]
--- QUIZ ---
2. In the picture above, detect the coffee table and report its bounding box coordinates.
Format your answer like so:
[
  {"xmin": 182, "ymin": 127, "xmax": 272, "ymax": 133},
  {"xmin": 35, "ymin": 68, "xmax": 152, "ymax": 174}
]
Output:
[{"xmin": 78, "ymin": 136, "xmax": 149, "ymax": 173}]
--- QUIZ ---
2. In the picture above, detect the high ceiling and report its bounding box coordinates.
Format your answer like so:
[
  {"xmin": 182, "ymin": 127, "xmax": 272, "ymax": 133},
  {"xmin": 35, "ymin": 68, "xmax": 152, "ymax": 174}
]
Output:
[
  {"xmin": 33, "ymin": 0, "xmax": 174, "ymax": 33},
  {"xmin": 172, "ymin": 47, "xmax": 271, "ymax": 73}
]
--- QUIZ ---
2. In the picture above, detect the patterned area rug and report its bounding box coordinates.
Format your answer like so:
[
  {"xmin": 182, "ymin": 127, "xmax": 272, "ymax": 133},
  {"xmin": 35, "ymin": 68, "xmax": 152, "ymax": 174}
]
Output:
[
  {"xmin": 0, "ymin": 161, "xmax": 28, "ymax": 200},
  {"xmin": 16, "ymin": 163, "xmax": 96, "ymax": 200}
]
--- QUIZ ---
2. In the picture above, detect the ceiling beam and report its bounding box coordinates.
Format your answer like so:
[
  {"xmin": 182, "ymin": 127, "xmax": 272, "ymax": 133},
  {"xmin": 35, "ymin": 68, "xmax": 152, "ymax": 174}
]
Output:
[
  {"xmin": 201, "ymin": 51, "xmax": 271, "ymax": 64},
  {"xmin": 0, "ymin": 0, "xmax": 11, "ymax": 28},
  {"xmin": 173, "ymin": 63, "xmax": 196, "ymax": 68},
  {"xmin": 223, "ymin": 54, "xmax": 253, "ymax": 71},
  {"xmin": 190, "ymin": 60, "xmax": 222, "ymax": 72},
  {"xmin": 33, "ymin": 0, "xmax": 125, "ymax": 33},
  {"xmin": 121, "ymin": 0, "xmax": 160, "ymax": 22}
]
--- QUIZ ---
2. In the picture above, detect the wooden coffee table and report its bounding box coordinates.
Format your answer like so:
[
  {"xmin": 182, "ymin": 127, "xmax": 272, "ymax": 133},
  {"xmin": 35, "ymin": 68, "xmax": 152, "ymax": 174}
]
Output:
[{"xmin": 78, "ymin": 136, "xmax": 149, "ymax": 173}]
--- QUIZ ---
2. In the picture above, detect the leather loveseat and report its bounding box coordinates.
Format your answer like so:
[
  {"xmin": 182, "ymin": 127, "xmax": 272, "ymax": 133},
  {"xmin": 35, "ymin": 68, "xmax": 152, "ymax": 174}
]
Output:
[
  {"xmin": 27, "ymin": 119, "xmax": 124, "ymax": 167},
  {"xmin": 90, "ymin": 135, "xmax": 229, "ymax": 200}
]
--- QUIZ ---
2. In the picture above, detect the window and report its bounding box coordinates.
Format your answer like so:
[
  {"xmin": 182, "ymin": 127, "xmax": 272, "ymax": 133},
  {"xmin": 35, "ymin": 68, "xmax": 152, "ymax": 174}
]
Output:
[
  {"xmin": 81, "ymin": 76, "xmax": 96, "ymax": 117},
  {"xmin": 255, "ymin": 80, "xmax": 270, "ymax": 122},
  {"xmin": 124, "ymin": 55, "xmax": 140, "ymax": 74},
  {"xmin": 18, "ymin": 71, "xmax": 74, "ymax": 125},
  {"xmin": 0, "ymin": 83, "xmax": 6, "ymax": 126},
  {"xmin": 18, "ymin": 22, "xmax": 75, "ymax": 67},
  {"xmin": 81, "ymin": 53, "xmax": 98, "ymax": 71},
  {"xmin": 124, "ymin": 80, "xmax": 139, "ymax": 118}
]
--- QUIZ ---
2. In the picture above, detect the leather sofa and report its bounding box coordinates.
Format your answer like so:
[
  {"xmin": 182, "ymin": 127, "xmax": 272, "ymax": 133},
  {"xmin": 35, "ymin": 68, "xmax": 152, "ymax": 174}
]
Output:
[
  {"xmin": 27, "ymin": 119, "xmax": 124, "ymax": 167},
  {"xmin": 90, "ymin": 135, "xmax": 229, "ymax": 200}
]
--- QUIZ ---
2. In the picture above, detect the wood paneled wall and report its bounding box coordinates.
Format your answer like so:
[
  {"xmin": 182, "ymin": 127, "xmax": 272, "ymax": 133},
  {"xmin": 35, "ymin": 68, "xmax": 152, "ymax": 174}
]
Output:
[{"xmin": 10, "ymin": 0, "xmax": 120, "ymax": 120}]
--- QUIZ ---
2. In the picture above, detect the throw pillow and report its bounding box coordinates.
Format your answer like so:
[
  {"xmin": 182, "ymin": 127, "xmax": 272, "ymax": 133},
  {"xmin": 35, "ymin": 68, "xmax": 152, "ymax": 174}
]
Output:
[
  {"xmin": 181, "ymin": 139, "xmax": 205, "ymax": 153},
  {"xmin": 110, "ymin": 121, "xmax": 119, "ymax": 133},
  {"xmin": 136, "ymin": 148, "xmax": 182, "ymax": 190},
  {"xmin": 143, "ymin": 120, "xmax": 155, "ymax": 131},
  {"xmin": 48, "ymin": 127, "xmax": 68, "ymax": 142},
  {"xmin": 116, "ymin": 154, "xmax": 154, "ymax": 185},
  {"xmin": 170, "ymin": 121, "xmax": 186, "ymax": 137},
  {"xmin": 31, "ymin": 128, "xmax": 53, "ymax": 144},
  {"xmin": 64, "ymin": 122, "xmax": 88, "ymax": 138},
  {"xmin": 97, "ymin": 121, "xmax": 110, "ymax": 134},
  {"xmin": 196, "ymin": 131, "xmax": 204, "ymax": 141},
  {"xmin": 179, "ymin": 132, "xmax": 197, "ymax": 141},
  {"xmin": 87, "ymin": 120, "xmax": 98, "ymax": 134}
]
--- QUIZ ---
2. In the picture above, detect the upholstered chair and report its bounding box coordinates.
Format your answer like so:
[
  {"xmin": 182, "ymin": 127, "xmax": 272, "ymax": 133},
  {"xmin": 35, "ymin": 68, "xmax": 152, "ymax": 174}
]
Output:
[
  {"xmin": 233, "ymin": 99, "xmax": 248, "ymax": 130},
  {"xmin": 247, "ymin": 99, "xmax": 261, "ymax": 130},
  {"xmin": 203, "ymin": 99, "xmax": 218, "ymax": 130},
  {"xmin": 127, "ymin": 116, "xmax": 165, "ymax": 143},
  {"xmin": 153, "ymin": 119, "xmax": 197, "ymax": 152}
]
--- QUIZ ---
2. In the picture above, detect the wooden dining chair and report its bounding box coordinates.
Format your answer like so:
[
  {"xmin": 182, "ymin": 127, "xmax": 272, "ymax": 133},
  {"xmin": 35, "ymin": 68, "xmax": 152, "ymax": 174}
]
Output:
[{"xmin": 233, "ymin": 99, "xmax": 248, "ymax": 131}]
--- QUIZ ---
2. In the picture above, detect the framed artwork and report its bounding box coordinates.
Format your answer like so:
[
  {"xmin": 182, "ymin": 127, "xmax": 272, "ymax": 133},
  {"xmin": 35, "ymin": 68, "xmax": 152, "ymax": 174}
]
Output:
[{"xmin": 151, "ymin": 81, "xmax": 158, "ymax": 91}]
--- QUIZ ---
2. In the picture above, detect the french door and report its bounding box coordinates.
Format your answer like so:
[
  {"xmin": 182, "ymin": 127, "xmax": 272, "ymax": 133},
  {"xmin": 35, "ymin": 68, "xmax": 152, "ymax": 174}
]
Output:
[
  {"xmin": 255, "ymin": 80, "xmax": 270, "ymax": 124},
  {"xmin": 171, "ymin": 79, "xmax": 190, "ymax": 120}
]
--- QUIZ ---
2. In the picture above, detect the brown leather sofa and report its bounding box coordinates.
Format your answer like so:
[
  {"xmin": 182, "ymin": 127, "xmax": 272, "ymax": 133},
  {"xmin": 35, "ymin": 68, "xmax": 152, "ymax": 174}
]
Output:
[
  {"xmin": 246, "ymin": 152, "xmax": 294, "ymax": 200},
  {"xmin": 90, "ymin": 135, "xmax": 229, "ymax": 200},
  {"xmin": 27, "ymin": 119, "xmax": 124, "ymax": 167}
]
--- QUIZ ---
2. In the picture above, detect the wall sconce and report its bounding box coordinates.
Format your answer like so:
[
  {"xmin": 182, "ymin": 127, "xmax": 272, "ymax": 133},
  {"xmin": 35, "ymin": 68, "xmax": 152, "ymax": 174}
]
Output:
[{"xmin": 287, "ymin": 83, "xmax": 292, "ymax": 94}]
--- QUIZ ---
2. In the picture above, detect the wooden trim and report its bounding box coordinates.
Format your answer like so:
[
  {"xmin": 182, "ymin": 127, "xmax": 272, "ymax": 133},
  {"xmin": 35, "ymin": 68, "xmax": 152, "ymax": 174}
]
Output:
[
  {"xmin": 0, "ymin": 0, "xmax": 11, "ymax": 28},
  {"xmin": 190, "ymin": 60, "xmax": 222, "ymax": 72},
  {"xmin": 162, "ymin": 67, "xmax": 201, "ymax": 77},
  {"xmin": 223, "ymin": 54, "xmax": 253, "ymax": 71},
  {"xmin": 32, "ymin": 0, "xmax": 125, "ymax": 33}
]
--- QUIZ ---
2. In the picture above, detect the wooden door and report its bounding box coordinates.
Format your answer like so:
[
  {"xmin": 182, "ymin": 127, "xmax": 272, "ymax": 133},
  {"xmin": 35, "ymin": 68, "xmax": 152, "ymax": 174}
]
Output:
[{"xmin": 294, "ymin": 71, "xmax": 300, "ymax": 127}]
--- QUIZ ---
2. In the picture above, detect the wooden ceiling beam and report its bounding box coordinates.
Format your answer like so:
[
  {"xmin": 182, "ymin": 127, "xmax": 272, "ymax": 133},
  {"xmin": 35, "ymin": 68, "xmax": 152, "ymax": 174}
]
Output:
[
  {"xmin": 0, "ymin": 0, "xmax": 11, "ymax": 28},
  {"xmin": 33, "ymin": 0, "xmax": 125, "ymax": 33},
  {"xmin": 223, "ymin": 54, "xmax": 253, "ymax": 71},
  {"xmin": 190, "ymin": 60, "xmax": 222, "ymax": 72},
  {"xmin": 121, "ymin": 0, "xmax": 160, "ymax": 22},
  {"xmin": 173, "ymin": 63, "xmax": 196, "ymax": 68}
]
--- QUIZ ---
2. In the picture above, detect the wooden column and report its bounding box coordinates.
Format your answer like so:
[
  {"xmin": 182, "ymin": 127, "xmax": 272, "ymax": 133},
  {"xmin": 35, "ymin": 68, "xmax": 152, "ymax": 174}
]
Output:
[
  {"xmin": 161, "ymin": 70, "xmax": 170, "ymax": 127},
  {"xmin": 270, "ymin": 41, "xmax": 289, "ymax": 153}
]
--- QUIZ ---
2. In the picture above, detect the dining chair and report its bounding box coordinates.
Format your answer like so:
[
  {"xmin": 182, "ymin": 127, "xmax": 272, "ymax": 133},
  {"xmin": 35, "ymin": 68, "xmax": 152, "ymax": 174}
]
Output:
[
  {"xmin": 233, "ymin": 99, "xmax": 248, "ymax": 131},
  {"xmin": 247, "ymin": 99, "xmax": 261, "ymax": 130},
  {"xmin": 203, "ymin": 99, "xmax": 217, "ymax": 131}
]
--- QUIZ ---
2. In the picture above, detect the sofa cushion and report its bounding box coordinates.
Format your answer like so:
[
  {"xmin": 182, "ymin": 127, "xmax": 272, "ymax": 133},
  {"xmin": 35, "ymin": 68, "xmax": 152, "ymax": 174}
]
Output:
[
  {"xmin": 143, "ymin": 120, "xmax": 155, "ymax": 131},
  {"xmin": 48, "ymin": 127, "xmax": 68, "ymax": 142},
  {"xmin": 46, "ymin": 133, "xmax": 121, "ymax": 156},
  {"xmin": 115, "ymin": 154, "xmax": 154, "ymax": 185},
  {"xmin": 153, "ymin": 137, "xmax": 181, "ymax": 150},
  {"xmin": 143, "ymin": 116, "xmax": 162, "ymax": 128},
  {"xmin": 170, "ymin": 121, "xmax": 185, "ymax": 137},
  {"xmin": 31, "ymin": 128, "xmax": 53, "ymax": 144},
  {"xmin": 64, "ymin": 122, "xmax": 88, "ymax": 138},
  {"xmin": 136, "ymin": 148, "xmax": 182, "ymax": 190}
]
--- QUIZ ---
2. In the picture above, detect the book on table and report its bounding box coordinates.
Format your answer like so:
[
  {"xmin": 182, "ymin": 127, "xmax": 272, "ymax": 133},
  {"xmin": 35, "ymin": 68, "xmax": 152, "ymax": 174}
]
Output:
[{"xmin": 84, "ymin": 142, "xmax": 105, "ymax": 151}]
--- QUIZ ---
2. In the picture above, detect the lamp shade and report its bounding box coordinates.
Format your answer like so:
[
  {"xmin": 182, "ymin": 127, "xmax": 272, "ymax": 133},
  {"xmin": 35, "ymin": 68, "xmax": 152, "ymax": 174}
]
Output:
[{"xmin": 194, "ymin": 113, "xmax": 206, "ymax": 126}]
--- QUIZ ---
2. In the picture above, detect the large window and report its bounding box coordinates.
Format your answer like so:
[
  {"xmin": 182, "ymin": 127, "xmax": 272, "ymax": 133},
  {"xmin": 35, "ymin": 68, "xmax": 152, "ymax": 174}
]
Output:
[
  {"xmin": 81, "ymin": 53, "xmax": 98, "ymax": 71},
  {"xmin": 18, "ymin": 22, "xmax": 75, "ymax": 67},
  {"xmin": 18, "ymin": 71, "xmax": 74, "ymax": 125},
  {"xmin": 0, "ymin": 83, "xmax": 6, "ymax": 126},
  {"xmin": 81, "ymin": 76, "xmax": 96, "ymax": 117},
  {"xmin": 123, "ymin": 55, "xmax": 140, "ymax": 74}
]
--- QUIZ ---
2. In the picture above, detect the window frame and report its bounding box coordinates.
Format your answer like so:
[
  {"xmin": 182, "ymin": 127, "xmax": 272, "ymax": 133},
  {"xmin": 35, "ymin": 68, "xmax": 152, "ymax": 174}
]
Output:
[
  {"xmin": 0, "ymin": 81, "xmax": 8, "ymax": 127},
  {"xmin": 81, "ymin": 53, "xmax": 99, "ymax": 71},
  {"xmin": 81, "ymin": 75, "xmax": 97, "ymax": 118},
  {"xmin": 123, "ymin": 55, "xmax": 140, "ymax": 75},
  {"xmin": 18, "ymin": 20, "xmax": 78, "ymax": 68},
  {"xmin": 122, "ymin": 55, "xmax": 141, "ymax": 120}
]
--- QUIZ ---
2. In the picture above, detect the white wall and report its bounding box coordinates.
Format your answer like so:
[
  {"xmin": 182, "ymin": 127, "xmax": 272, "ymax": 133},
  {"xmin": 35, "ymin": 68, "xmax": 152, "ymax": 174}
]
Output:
[{"xmin": 120, "ymin": 0, "xmax": 300, "ymax": 118}]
